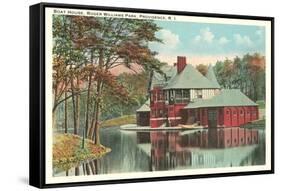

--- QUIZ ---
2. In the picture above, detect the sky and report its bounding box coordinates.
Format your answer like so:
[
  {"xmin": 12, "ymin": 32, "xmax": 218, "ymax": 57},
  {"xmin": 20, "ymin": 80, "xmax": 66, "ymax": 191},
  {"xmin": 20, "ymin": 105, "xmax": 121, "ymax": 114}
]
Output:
[{"xmin": 149, "ymin": 20, "xmax": 265, "ymax": 65}]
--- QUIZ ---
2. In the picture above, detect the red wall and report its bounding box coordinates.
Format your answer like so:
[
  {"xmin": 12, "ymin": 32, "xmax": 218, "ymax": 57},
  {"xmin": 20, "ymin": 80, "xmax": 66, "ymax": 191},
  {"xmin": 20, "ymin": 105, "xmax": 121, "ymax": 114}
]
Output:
[
  {"xmin": 167, "ymin": 104, "xmax": 186, "ymax": 118},
  {"xmin": 166, "ymin": 103, "xmax": 186, "ymax": 127},
  {"xmin": 199, "ymin": 108, "xmax": 208, "ymax": 126},
  {"xmin": 218, "ymin": 108, "xmax": 224, "ymax": 126},
  {"xmin": 223, "ymin": 106, "xmax": 259, "ymax": 127},
  {"xmin": 238, "ymin": 107, "xmax": 245, "ymax": 125},
  {"xmin": 149, "ymin": 85, "xmax": 259, "ymax": 128},
  {"xmin": 231, "ymin": 107, "xmax": 238, "ymax": 127},
  {"xmin": 150, "ymin": 86, "xmax": 166, "ymax": 128},
  {"xmin": 185, "ymin": 106, "xmax": 259, "ymax": 128},
  {"xmin": 244, "ymin": 107, "xmax": 251, "ymax": 123},
  {"xmin": 150, "ymin": 119, "xmax": 165, "ymax": 128}
]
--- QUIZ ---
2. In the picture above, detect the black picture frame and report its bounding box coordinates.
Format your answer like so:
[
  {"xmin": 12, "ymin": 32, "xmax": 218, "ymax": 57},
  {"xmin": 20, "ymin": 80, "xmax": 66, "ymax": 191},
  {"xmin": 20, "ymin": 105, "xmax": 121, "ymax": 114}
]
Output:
[{"xmin": 29, "ymin": 2, "xmax": 274, "ymax": 189}]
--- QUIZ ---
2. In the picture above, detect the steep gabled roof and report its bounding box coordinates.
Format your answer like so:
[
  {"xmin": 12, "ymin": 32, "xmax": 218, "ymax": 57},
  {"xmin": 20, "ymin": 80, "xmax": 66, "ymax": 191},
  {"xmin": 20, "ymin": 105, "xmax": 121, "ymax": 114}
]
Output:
[
  {"xmin": 164, "ymin": 64, "xmax": 219, "ymax": 89},
  {"xmin": 136, "ymin": 99, "xmax": 150, "ymax": 112},
  {"xmin": 206, "ymin": 65, "xmax": 220, "ymax": 88},
  {"xmin": 150, "ymin": 65, "xmax": 177, "ymax": 90},
  {"xmin": 185, "ymin": 89, "xmax": 258, "ymax": 109}
]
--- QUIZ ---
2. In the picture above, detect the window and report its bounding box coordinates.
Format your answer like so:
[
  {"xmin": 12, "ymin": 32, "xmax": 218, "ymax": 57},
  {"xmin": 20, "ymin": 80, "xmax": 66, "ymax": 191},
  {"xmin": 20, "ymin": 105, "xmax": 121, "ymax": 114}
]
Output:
[
  {"xmin": 240, "ymin": 110, "xmax": 244, "ymax": 115},
  {"xmin": 169, "ymin": 90, "xmax": 175, "ymax": 104},
  {"xmin": 195, "ymin": 89, "xmax": 203, "ymax": 98},
  {"xmin": 174, "ymin": 89, "xmax": 190, "ymax": 103},
  {"xmin": 164, "ymin": 91, "xmax": 168, "ymax": 101},
  {"xmin": 158, "ymin": 91, "xmax": 163, "ymax": 101},
  {"xmin": 151, "ymin": 110, "xmax": 157, "ymax": 117},
  {"xmin": 241, "ymin": 138, "xmax": 244, "ymax": 143},
  {"xmin": 159, "ymin": 109, "xmax": 163, "ymax": 116},
  {"xmin": 182, "ymin": 89, "xmax": 190, "ymax": 98},
  {"xmin": 175, "ymin": 90, "xmax": 182, "ymax": 99}
]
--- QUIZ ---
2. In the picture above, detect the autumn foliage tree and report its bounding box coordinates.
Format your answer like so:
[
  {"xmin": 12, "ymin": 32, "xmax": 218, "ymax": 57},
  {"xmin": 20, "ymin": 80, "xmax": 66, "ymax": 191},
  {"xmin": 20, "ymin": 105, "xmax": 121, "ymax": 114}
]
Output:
[
  {"xmin": 52, "ymin": 15, "xmax": 165, "ymax": 144},
  {"xmin": 214, "ymin": 53, "xmax": 265, "ymax": 101},
  {"xmin": 196, "ymin": 64, "xmax": 208, "ymax": 76}
]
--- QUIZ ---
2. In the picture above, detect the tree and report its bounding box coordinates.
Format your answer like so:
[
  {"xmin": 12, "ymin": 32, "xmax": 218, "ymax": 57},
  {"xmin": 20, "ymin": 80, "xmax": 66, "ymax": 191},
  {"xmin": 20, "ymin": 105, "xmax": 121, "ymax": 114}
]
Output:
[
  {"xmin": 196, "ymin": 64, "xmax": 208, "ymax": 76},
  {"xmin": 213, "ymin": 53, "xmax": 265, "ymax": 101},
  {"xmin": 101, "ymin": 72, "xmax": 149, "ymax": 119},
  {"xmin": 52, "ymin": 15, "xmax": 165, "ymax": 145},
  {"xmin": 53, "ymin": 15, "xmax": 87, "ymax": 133},
  {"xmin": 69, "ymin": 16, "xmax": 164, "ymax": 144},
  {"xmin": 246, "ymin": 53, "xmax": 265, "ymax": 101}
]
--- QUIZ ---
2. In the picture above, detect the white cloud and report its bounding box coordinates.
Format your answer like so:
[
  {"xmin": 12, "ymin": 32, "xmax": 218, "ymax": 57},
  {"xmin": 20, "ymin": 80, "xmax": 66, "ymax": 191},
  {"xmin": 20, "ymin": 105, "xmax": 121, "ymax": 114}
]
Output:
[
  {"xmin": 194, "ymin": 27, "xmax": 214, "ymax": 44},
  {"xmin": 218, "ymin": 36, "xmax": 229, "ymax": 45},
  {"xmin": 233, "ymin": 34, "xmax": 253, "ymax": 47},
  {"xmin": 158, "ymin": 29, "xmax": 180, "ymax": 48},
  {"xmin": 194, "ymin": 35, "xmax": 201, "ymax": 42}
]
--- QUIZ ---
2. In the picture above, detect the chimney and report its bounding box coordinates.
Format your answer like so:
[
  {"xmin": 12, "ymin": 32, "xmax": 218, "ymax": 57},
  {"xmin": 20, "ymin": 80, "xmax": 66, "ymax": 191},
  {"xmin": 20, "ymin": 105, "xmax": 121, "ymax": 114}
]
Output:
[{"xmin": 177, "ymin": 56, "xmax": 187, "ymax": 73}]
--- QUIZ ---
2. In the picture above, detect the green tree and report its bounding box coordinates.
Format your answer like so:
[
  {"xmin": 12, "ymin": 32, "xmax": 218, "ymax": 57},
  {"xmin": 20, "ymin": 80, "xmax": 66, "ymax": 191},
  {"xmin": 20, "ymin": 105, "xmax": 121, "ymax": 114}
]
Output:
[
  {"xmin": 68, "ymin": 16, "xmax": 164, "ymax": 144},
  {"xmin": 214, "ymin": 53, "xmax": 265, "ymax": 102}
]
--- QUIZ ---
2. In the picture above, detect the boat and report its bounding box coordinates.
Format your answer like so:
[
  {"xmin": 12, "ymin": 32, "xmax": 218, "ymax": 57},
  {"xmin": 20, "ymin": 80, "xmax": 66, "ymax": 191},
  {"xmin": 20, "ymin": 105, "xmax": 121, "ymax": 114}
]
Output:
[{"xmin": 178, "ymin": 124, "xmax": 205, "ymax": 130}]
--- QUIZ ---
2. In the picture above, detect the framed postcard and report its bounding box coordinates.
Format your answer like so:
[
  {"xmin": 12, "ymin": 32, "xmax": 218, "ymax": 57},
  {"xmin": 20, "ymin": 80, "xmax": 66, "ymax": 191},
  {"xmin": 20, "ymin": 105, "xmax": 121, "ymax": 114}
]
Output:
[{"xmin": 29, "ymin": 2, "xmax": 274, "ymax": 188}]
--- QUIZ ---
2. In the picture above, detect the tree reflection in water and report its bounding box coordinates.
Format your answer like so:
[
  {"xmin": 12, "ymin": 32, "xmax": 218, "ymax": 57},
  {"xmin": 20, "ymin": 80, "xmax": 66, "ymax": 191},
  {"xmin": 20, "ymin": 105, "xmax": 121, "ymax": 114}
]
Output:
[{"xmin": 54, "ymin": 127, "xmax": 264, "ymax": 177}]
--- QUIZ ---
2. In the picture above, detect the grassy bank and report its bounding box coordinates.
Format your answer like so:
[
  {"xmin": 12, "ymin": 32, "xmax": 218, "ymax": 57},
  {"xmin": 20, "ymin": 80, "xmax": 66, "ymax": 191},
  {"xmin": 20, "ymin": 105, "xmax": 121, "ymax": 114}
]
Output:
[
  {"xmin": 101, "ymin": 115, "xmax": 136, "ymax": 128},
  {"xmin": 53, "ymin": 134, "xmax": 110, "ymax": 170},
  {"xmin": 243, "ymin": 119, "xmax": 265, "ymax": 129}
]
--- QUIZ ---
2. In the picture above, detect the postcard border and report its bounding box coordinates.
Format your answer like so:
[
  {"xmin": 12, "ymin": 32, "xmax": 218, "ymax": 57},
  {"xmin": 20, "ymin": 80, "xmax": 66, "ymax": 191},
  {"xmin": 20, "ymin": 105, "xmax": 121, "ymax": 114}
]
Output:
[{"xmin": 29, "ymin": 2, "xmax": 274, "ymax": 189}]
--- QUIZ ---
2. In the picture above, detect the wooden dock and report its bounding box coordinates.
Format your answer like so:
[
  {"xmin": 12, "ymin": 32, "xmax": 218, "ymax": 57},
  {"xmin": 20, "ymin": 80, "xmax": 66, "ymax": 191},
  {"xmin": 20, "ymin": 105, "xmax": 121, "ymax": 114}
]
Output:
[{"xmin": 120, "ymin": 124, "xmax": 205, "ymax": 131}]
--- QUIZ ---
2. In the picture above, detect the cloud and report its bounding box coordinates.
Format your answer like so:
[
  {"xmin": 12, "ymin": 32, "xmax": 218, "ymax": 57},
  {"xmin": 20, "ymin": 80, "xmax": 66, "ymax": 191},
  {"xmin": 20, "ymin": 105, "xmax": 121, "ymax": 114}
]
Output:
[
  {"xmin": 194, "ymin": 35, "xmax": 201, "ymax": 42},
  {"xmin": 155, "ymin": 53, "xmax": 238, "ymax": 66},
  {"xmin": 218, "ymin": 36, "xmax": 230, "ymax": 45},
  {"xmin": 157, "ymin": 29, "xmax": 180, "ymax": 48},
  {"xmin": 194, "ymin": 27, "xmax": 214, "ymax": 43},
  {"xmin": 255, "ymin": 29, "xmax": 263, "ymax": 37},
  {"xmin": 233, "ymin": 34, "xmax": 253, "ymax": 47}
]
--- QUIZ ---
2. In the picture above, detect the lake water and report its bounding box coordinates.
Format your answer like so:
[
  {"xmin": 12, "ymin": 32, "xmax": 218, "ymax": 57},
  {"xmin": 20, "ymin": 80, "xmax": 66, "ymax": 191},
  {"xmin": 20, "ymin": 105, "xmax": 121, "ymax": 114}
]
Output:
[{"xmin": 54, "ymin": 126, "xmax": 265, "ymax": 177}]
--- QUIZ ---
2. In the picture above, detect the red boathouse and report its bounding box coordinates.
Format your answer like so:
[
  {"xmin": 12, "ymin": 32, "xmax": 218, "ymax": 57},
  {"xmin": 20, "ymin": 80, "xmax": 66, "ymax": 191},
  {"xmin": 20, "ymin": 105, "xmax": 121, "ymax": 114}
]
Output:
[{"xmin": 136, "ymin": 56, "xmax": 259, "ymax": 128}]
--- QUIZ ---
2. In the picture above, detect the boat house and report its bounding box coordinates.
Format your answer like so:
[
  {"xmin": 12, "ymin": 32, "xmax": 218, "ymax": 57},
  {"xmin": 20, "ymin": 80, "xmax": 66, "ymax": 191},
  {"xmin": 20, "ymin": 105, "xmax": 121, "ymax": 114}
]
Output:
[{"xmin": 136, "ymin": 56, "xmax": 259, "ymax": 128}]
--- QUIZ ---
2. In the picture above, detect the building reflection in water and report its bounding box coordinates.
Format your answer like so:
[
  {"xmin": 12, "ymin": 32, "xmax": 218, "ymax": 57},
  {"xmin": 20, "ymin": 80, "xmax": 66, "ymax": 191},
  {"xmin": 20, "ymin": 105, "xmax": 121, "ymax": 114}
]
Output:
[
  {"xmin": 54, "ymin": 127, "xmax": 261, "ymax": 177},
  {"xmin": 146, "ymin": 127, "xmax": 259, "ymax": 171}
]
